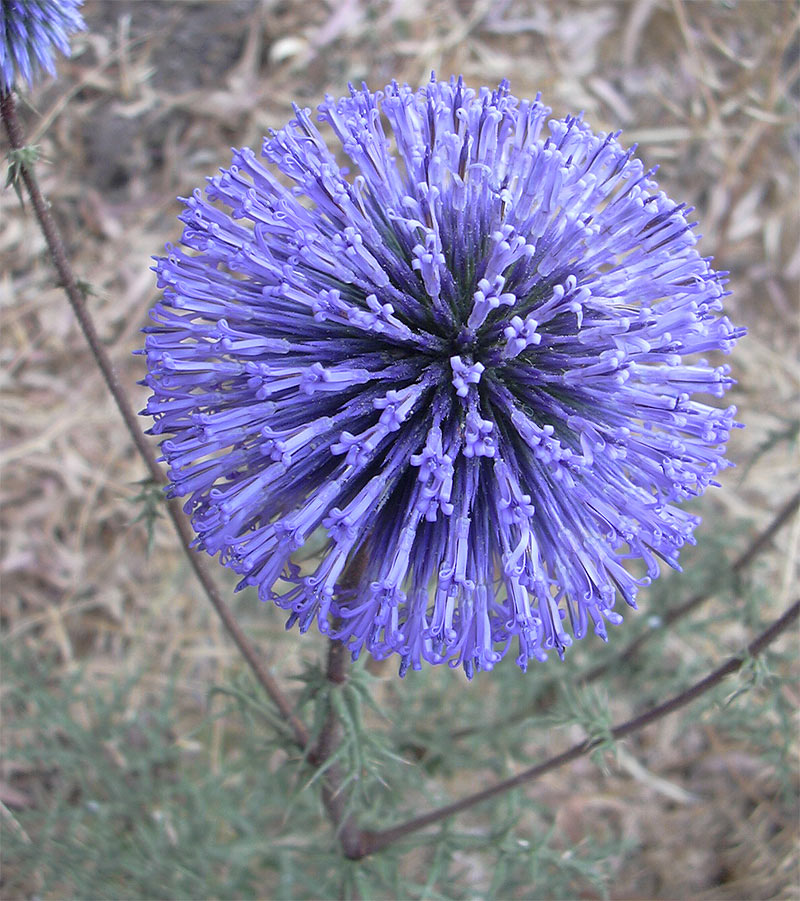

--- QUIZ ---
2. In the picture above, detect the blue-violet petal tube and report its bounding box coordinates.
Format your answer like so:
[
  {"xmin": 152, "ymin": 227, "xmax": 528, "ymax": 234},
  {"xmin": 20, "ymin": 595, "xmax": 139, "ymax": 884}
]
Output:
[
  {"xmin": 142, "ymin": 77, "xmax": 743, "ymax": 677},
  {"xmin": 1, "ymin": 0, "xmax": 86, "ymax": 92}
]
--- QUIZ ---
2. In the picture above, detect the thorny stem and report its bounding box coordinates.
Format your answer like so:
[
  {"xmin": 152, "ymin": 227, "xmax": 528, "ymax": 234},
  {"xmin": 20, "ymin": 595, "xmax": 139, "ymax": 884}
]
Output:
[
  {"xmin": 1, "ymin": 88, "xmax": 310, "ymax": 752},
  {"xmin": 307, "ymin": 552, "xmax": 371, "ymax": 860},
  {"xmin": 309, "ymin": 638, "xmax": 369, "ymax": 861},
  {"xmin": 358, "ymin": 598, "xmax": 800, "ymax": 857}
]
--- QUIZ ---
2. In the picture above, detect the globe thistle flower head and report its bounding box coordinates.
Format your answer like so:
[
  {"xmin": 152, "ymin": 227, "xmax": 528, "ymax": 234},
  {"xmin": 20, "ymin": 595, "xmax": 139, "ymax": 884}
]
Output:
[
  {"xmin": 143, "ymin": 76, "xmax": 743, "ymax": 677},
  {"xmin": 1, "ymin": 0, "xmax": 85, "ymax": 92}
]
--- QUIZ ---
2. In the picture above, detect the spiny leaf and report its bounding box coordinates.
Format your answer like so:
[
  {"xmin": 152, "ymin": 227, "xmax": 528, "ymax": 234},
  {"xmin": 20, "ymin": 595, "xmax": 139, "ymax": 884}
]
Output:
[
  {"xmin": 75, "ymin": 278, "xmax": 96, "ymax": 299},
  {"xmin": 5, "ymin": 144, "xmax": 39, "ymax": 206},
  {"xmin": 129, "ymin": 477, "xmax": 165, "ymax": 554}
]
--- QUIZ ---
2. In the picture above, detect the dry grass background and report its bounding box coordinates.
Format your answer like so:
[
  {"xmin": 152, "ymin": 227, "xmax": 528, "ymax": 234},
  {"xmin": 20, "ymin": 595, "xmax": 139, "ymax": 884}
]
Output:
[{"xmin": 1, "ymin": 0, "xmax": 798, "ymax": 898}]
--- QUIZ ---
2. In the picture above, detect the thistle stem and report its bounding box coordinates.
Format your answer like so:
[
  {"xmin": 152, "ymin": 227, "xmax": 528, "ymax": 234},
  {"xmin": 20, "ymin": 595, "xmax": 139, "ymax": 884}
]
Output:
[
  {"xmin": 306, "ymin": 551, "xmax": 370, "ymax": 859},
  {"xmin": 357, "ymin": 598, "xmax": 799, "ymax": 857},
  {"xmin": 1, "ymin": 88, "xmax": 310, "ymax": 751},
  {"xmin": 308, "ymin": 637, "xmax": 368, "ymax": 860}
]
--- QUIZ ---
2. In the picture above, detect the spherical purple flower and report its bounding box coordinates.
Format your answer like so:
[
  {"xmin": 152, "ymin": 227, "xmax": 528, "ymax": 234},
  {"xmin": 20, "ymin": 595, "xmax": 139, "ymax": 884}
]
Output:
[
  {"xmin": 143, "ymin": 76, "xmax": 743, "ymax": 677},
  {"xmin": 0, "ymin": 0, "xmax": 85, "ymax": 93}
]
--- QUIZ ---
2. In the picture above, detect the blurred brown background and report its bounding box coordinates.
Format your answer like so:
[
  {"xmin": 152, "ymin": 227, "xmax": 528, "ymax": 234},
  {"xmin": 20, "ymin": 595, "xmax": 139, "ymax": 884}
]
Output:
[{"xmin": 1, "ymin": 1, "xmax": 798, "ymax": 897}]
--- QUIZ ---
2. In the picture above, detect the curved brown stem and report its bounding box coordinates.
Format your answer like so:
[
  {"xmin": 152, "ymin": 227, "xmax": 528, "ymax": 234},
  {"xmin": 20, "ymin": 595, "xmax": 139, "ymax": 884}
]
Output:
[
  {"xmin": 1, "ymin": 88, "xmax": 310, "ymax": 751},
  {"xmin": 357, "ymin": 598, "xmax": 799, "ymax": 857},
  {"xmin": 305, "ymin": 551, "xmax": 371, "ymax": 859},
  {"xmin": 307, "ymin": 637, "xmax": 369, "ymax": 860}
]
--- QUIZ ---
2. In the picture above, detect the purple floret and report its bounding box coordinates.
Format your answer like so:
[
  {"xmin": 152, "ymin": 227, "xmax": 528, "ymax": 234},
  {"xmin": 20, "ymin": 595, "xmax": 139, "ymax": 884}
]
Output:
[
  {"xmin": 1, "ymin": 0, "xmax": 85, "ymax": 92},
  {"xmin": 142, "ymin": 76, "xmax": 744, "ymax": 676}
]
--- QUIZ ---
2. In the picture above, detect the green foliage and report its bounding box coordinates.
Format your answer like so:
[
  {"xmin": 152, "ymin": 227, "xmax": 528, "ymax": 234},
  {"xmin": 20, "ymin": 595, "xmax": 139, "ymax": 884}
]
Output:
[
  {"xmin": 0, "ymin": 641, "xmax": 620, "ymax": 900},
  {"xmin": 487, "ymin": 825, "xmax": 624, "ymax": 901},
  {"xmin": 287, "ymin": 659, "xmax": 410, "ymax": 827},
  {"xmin": 738, "ymin": 417, "xmax": 799, "ymax": 484},
  {"xmin": 75, "ymin": 277, "xmax": 97, "ymax": 299},
  {"xmin": 2, "ymin": 515, "xmax": 796, "ymax": 899},
  {"xmin": 128, "ymin": 477, "xmax": 166, "ymax": 554},
  {"xmin": 2, "ymin": 648, "xmax": 269, "ymax": 898},
  {"xmin": 545, "ymin": 682, "xmax": 616, "ymax": 768},
  {"xmin": 5, "ymin": 144, "xmax": 39, "ymax": 205},
  {"xmin": 695, "ymin": 633, "xmax": 798, "ymax": 808}
]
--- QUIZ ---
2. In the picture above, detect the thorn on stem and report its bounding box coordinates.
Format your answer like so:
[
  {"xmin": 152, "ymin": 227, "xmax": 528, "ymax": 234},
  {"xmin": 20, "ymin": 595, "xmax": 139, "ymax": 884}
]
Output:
[{"xmin": 5, "ymin": 145, "xmax": 39, "ymax": 206}]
